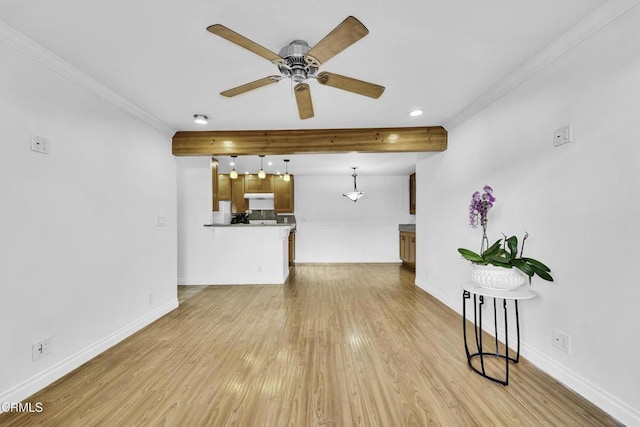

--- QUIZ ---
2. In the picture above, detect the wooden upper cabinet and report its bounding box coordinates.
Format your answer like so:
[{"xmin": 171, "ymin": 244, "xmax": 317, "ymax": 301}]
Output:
[
  {"xmin": 231, "ymin": 175, "xmax": 247, "ymax": 213},
  {"xmin": 245, "ymin": 175, "xmax": 275, "ymax": 193},
  {"xmin": 409, "ymin": 173, "xmax": 416, "ymax": 215},
  {"xmin": 274, "ymin": 175, "xmax": 294, "ymax": 213},
  {"xmin": 218, "ymin": 174, "xmax": 231, "ymax": 201},
  {"xmin": 211, "ymin": 159, "xmax": 219, "ymax": 211},
  {"xmin": 216, "ymin": 173, "xmax": 291, "ymax": 213}
]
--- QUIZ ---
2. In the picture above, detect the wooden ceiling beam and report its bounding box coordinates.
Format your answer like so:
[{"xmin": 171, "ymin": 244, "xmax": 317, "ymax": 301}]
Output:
[{"xmin": 172, "ymin": 126, "xmax": 447, "ymax": 156}]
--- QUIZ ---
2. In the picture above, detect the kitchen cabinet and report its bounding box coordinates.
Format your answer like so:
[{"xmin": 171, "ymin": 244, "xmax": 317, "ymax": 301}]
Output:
[
  {"xmin": 211, "ymin": 159, "xmax": 219, "ymax": 211},
  {"xmin": 274, "ymin": 175, "xmax": 294, "ymax": 213},
  {"xmin": 399, "ymin": 231, "xmax": 416, "ymax": 268},
  {"xmin": 218, "ymin": 174, "xmax": 231, "ymax": 201},
  {"xmin": 409, "ymin": 173, "xmax": 416, "ymax": 214},
  {"xmin": 245, "ymin": 174, "xmax": 275, "ymax": 193},
  {"xmin": 288, "ymin": 232, "xmax": 295, "ymax": 265},
  {"xmin": 231, "ymin": 175, "xmax": 247, "ymax": 213},
  {"xmin": 215, "ymin": 173, "xmax": 291, "ymax": 213}
]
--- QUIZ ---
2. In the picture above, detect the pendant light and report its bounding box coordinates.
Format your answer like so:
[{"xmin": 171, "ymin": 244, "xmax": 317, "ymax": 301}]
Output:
[
  {"xmin": 258, "ymin": 155, "xmax": 266, "ymax": 179},
  {"xmin": 343, "ymin": 167, "xmax": 364, "ymax": 202},
  {"xmin": 229, "ymin": 155, "xmax": 238, "ymax": 179},
  {"xmin": 283, "ymin": 159, "xmax": 291, "ymax": 182},
  {"xmin": 193, "ymin": 114, "xmax": 208, "ymax": 124}
]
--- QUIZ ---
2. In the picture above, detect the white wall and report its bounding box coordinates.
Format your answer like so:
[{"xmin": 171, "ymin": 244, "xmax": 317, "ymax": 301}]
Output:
[
  {"xmin": 0, "ymin": 40, "xmax": 177, "ymax": 405},
  {"xmin": 416, "ymin": 7, "xmax": 640, "ymax": 425},
  {"xmin": 295, "ymin": 175, "xmax": 414, "ymax": 262}
]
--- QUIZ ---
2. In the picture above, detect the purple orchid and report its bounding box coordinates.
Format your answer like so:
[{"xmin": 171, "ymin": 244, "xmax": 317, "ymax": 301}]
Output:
[
  {"xmin": 468, "ymin": 185, "xmax": 496, "ymax": 253},
  {"xmin": 469, "ymin": 185, "xmax": 495, "ymax": 229}
]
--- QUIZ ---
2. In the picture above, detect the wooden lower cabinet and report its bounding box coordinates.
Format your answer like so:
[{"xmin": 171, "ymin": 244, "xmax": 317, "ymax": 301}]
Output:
[
  {"xmin": 399, "ymin": 231, "xmax": 416, "ymax": 268},
  {"xmin": 288, "ymin": 232, "xmax": 296, "ymax": 265}
]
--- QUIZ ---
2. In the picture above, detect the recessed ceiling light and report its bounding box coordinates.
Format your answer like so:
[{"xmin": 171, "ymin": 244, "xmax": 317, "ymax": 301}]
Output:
[
  {"xmin": 409, "ymin": 109, "xmax": 423, "ymax": 117},
  {"xmin": 193, "ymin": 114, "xmax": 208, "ymax": 124}
]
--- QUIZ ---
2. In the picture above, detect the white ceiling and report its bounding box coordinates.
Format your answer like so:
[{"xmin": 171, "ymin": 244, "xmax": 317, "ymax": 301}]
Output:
[{"xmin": 0, "ymin": 0, "xmax": 607, "ymax": 175}]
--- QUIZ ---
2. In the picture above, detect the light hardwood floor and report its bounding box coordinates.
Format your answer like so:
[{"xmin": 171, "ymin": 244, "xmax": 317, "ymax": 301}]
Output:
[{"xmin": 1, "ymin": 264, "xmax": 619, "ymax": 426}]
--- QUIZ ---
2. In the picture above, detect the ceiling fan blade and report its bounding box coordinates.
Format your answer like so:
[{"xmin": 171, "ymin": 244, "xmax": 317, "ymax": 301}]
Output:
[
  {"xmin": 220, "ymin": 76, "xmax": 282, "ymax": 97},
  {"xmin": 294, "ymin": 83, "xmax": 314, "ymax": 120},
  {"xmin": 305, "ymin": 16, "xmax": 369, "ymax": 67},
  {"xmin": 317, "ymin": 71, "xmax": 385, "ymax": 99},
  {"xmin": 207, "ymin": 24, "xmax": 285, "ymax": 65}
]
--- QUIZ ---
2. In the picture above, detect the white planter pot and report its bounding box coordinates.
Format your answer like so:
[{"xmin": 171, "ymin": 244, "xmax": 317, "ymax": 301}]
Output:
[{"xmin": 471, "ymin": 264, "xmax": 526, "ymax": 290}]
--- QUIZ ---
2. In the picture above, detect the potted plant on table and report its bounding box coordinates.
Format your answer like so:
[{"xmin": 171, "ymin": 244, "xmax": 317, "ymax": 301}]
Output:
[{"xmin": 457, "ymin": 185, "xmax": 553, "ymax": 290}]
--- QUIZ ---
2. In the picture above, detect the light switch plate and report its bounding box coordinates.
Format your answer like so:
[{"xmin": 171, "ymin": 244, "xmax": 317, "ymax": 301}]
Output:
[
  {"xmin": 553, "ymin": 125, "xmax": 572, "ymax": 147},
  {"xmin": 31, "ymin": 135, "xmax": 50, "ymax": 154}
]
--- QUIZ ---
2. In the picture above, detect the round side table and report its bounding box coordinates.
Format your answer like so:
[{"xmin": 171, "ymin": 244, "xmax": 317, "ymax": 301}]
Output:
[{"xmin": 461, "ymin": 281, "xmax": 536, "ymax": 385}]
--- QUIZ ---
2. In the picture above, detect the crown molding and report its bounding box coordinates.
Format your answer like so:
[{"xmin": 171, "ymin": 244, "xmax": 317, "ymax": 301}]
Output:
[
  {"xmin": 0, "ymin": 19, "xmax": 174, "ymax": 135},
  {"xmin": 445, "ymin": 0, "xmax": 640, "ymax": 130}
]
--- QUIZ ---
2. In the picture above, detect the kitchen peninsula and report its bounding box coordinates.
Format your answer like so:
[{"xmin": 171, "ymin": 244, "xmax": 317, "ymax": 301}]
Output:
[{"xmin": 198, "ymin": 222, "xmax": 294, "ymax": 285}]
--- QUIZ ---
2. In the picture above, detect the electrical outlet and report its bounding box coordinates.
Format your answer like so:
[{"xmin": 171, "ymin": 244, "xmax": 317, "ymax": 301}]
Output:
[
  {"xmin": 155, "ymin": 216, "xmax": 166, "ymax": 227},
  {"xmin": 31, "ymin": 135, "xmax": 50, "ymax": 154},
  {"xmin": 32, "ymin": 337, "xmax": 51, "ymax": 361},
  {"xmin": 553, "ymin": 125, "xmax": 572, "ymax": 147},
  {"xmin": 148, "ymin": 292, "xmax": 153, "ymax": 305},
  {"xmin": 552, "ymin": 328, "xmax": 571, "ymax": 353}
]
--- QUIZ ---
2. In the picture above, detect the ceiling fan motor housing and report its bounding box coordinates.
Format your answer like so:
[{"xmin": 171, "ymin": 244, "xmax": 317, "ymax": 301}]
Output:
[{"xmin": 278, "ymin": 40, "xmax": 318, "ymax": 83}]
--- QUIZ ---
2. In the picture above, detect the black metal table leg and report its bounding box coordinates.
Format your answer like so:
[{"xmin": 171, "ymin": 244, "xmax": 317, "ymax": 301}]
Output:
[{"xmin": 461, "ymin": 288, "xmax": 533, "ymax": 386}]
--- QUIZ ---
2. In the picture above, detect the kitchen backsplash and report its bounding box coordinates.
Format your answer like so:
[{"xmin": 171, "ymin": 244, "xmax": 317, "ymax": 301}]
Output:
[{"xmin": 242, "ymin": 210, "xmax": 296, "ymax": 225}]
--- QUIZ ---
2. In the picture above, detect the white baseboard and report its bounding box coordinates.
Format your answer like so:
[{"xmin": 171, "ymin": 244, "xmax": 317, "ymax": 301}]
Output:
[
  {"xmin": 414, "ymin": 278, "xmax": 639, "ymax": 426},
  {"xmin": 0, "ymin": 299, "xmax": 178, "ymax": 411},
  {"xmin": 519, "ymin": 341, "xmax": 640, "ymax": 426}
]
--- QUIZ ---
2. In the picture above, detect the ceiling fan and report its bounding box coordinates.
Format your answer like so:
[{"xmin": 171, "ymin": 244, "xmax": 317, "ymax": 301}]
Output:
[{"xmin": 207, "ymin": 16, "xmax": 385, "ymax": 120}]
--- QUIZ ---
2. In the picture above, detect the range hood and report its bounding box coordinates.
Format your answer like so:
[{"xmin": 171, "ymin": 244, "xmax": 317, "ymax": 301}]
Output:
[{"xmin": 244, "ymin": 193, "xmax": 274, "ymax": 199}]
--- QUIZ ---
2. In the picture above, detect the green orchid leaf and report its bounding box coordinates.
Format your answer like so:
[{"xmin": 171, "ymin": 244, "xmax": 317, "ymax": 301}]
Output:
[
  {"xmin": 513, "ymin": 259, "xmax": 534, "ymax": 277},
  {"xmin": 483, "ymin": 240, "xmax": 502, "ymax": 257},
  {"xmin": 506, "ymin": 236, "xmax": 518, "ymax": 260},
  {"xmin": 457, "ymin": 248, "xmax": 484, "ymax": 263},
  {"xmin": 521, "ymin": 257, "xmax": 551, "ymax": 272},
  {"xmin": 485, "ymin": 255, "xmax": 511, "ymax": 266},
  {"xmin": 530, "ymin": 264, "xmax": 554, "ymax": 281}
]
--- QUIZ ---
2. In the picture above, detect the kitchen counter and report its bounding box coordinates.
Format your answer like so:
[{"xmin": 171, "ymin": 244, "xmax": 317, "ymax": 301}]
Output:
[
  {"xmin": 204, "ymin": 223, "xmax": 296, "ymax": 233},
  {"xmin": 184, "ymin": 223, "xmax": 292, "ymax": 285},
  {"xmin": 399, "ymin": 224, "xmax": 416, "ymax": 232},
  {"xmin": 204, "ymin": 223, "xmax": 294, "ymax": 228}
]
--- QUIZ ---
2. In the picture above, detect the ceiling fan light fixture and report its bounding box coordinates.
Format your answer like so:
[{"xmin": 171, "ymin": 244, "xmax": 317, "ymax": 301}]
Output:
[
  {"xmin": 208, "ymin": 17, "xmax": 383, "ymax": 120},
  {"xmin": 193, "ymin": 114, "xmax": 208, "ymax": 124},
  {"xmin": 343, "ymin": 167, "xmax": 364, "ymax": 202},
  {"xmin": 283, "ymin": 159, "xmax": 291, "ymax": 182}
]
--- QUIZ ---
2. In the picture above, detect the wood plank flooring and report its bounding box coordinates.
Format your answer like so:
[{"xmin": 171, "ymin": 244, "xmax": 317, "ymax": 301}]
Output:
[{"xmin": 1, "ymin": 264, "xmax": 619, "ymax": 426}]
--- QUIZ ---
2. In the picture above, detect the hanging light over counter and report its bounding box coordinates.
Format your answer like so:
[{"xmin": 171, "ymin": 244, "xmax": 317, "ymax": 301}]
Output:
[
  {"xmin": 283, "ymin": 159, "xmax": 291, "ymax": 182},
  {"xmin": 343, "ymin": 167, "xmax": 364, "ymax": 202},
  {"xmin": 258, "ymin": 155, "xmax": 266, "ymax": 179},
  {"xmin": 229, "ymin": 155, "xmax": 238, "ymax": 179}
]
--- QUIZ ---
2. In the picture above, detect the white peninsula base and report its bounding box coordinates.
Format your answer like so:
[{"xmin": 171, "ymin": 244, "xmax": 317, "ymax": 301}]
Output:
[{"xmin": 179, "ymin": 225, "xmax": 292, "ymax": 285}]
